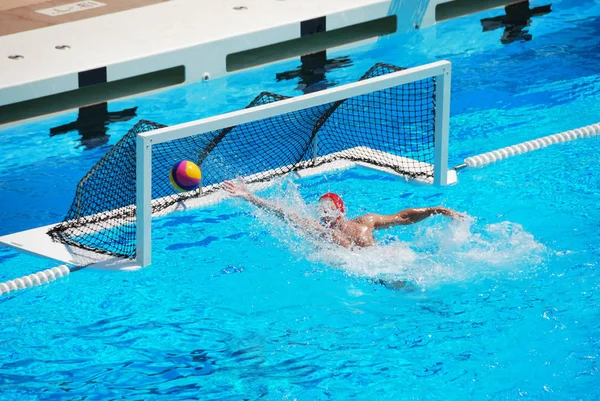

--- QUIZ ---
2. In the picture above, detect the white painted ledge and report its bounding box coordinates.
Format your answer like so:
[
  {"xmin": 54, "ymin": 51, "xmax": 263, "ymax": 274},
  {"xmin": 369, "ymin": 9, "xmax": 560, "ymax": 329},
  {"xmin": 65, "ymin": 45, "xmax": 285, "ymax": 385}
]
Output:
[{"xmin": 0, "ymin": 0, "xmax": 410, "ymax": 107}]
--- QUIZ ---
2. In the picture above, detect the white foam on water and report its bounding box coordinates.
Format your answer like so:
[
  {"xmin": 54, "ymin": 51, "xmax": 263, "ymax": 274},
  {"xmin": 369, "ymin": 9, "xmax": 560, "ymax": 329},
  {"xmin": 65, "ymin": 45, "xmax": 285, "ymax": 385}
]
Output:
[{"xmin": 247, "ymin": 177, "xmax": 547, "ymax": 289}]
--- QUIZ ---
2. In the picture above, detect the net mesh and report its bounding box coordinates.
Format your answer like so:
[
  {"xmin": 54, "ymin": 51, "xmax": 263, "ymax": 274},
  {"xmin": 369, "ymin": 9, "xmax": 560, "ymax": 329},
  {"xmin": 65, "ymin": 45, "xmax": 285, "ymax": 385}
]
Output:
[{"xmin": 48, "ymin": 62, "xmax": 437, "ymax": 259}]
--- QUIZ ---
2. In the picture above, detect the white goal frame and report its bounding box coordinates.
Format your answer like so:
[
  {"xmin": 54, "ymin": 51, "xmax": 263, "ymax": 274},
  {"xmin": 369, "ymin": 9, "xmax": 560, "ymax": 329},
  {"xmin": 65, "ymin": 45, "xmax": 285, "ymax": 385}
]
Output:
[{"xmin": 135, "ymin": 60, "xmax": 452, "ymax": 267}]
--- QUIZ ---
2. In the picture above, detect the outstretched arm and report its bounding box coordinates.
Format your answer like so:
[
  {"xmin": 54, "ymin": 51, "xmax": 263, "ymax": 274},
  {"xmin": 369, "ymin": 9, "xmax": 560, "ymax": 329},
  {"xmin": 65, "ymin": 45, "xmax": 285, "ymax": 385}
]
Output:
[
  {"xmin": 357, "ymin": 207, "xmax": 464, "ymax": 229},
  {"xmin": 223, "ymin": 181, "xmax": 289, "ymax": 220},
  {"xmin": 223, "ymin": 181, "xmax": 354, "ymax": 248},
  {"xmin": 223, "ymin": 180, "xmax": 322, "ymax": 231}
]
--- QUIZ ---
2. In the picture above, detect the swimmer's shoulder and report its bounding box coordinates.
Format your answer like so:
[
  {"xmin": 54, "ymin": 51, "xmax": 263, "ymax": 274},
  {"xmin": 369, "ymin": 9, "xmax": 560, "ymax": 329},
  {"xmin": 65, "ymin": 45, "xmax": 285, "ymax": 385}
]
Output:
[
  {"xmin": 353, "ymin": 213, "xmax": 380, "ymax": 228},
  {"xmin": 353, "ymin": 213, "xmax": 376, "ymax": 224}
]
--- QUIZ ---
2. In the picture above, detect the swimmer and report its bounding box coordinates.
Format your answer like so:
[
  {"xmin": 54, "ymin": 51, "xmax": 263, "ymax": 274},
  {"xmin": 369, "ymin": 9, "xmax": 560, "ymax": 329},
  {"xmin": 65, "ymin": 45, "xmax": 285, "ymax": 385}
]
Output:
[{"xmin": 223, "ymin": 180, "xmax": 464, "ymax": 249}]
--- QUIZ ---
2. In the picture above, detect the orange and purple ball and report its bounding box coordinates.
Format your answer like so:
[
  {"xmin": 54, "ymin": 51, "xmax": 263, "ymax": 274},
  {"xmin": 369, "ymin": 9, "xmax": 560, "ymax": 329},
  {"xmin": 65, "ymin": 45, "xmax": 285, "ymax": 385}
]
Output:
[{"xmin": 169, "ymin": 160, "xmax": 201, "ymax": 192}]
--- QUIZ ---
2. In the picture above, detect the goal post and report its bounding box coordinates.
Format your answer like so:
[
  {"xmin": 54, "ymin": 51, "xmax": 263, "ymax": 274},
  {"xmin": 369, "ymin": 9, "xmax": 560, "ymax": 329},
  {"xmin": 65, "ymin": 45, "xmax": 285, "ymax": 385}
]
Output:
[
  {"xmin": 135, "ymin": 60, "xmax": 453, "ymax": 267},
  {"xmin": 434, "ymin": 64, "xmax": 451, "ymax": 186},
  {"xmin": 136, "ymin": 134, "xmax": 153, "ymax": 268}
]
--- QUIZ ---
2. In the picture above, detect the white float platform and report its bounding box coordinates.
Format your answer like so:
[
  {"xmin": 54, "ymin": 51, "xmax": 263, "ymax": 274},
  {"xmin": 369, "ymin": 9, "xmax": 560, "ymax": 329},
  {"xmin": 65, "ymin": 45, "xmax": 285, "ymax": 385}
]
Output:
[
  {"xmin": 0, "ymin": 0, "xmax": 435, "ymax": 108},
  {"xmin": 0, "ymin": 224, "xmax": 141, "ymax": 270}
]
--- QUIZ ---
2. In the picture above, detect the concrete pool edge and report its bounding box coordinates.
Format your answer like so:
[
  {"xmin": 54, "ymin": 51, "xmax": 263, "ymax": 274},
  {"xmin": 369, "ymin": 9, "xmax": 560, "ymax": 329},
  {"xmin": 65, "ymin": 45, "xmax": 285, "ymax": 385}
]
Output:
[
  {"xmin": 0, "ymin": 0, "xmax": 518, "ymax": 125},
  {"xmin": 0, "ymin": 0, "xmax": 404, "ymax": 108}
]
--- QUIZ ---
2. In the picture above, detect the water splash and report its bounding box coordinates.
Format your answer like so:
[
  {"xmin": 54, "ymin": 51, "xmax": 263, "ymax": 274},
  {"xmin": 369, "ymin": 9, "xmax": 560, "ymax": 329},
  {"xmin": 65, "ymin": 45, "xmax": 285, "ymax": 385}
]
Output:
[
  {"xmin": 248, "ymin": 177, "xmax": 546, "ymax": 289},
  {"xmin": 312, "ymin": 219, "xmax": 545, "ymax": 289}
]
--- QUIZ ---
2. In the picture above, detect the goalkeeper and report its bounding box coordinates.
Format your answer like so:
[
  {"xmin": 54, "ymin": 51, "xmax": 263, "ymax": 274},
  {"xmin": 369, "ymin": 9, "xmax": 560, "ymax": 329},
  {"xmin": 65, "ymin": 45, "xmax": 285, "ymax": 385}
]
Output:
[{"xmin": 223, "ymin": 180, "xmax": 463, "ymax": 249}]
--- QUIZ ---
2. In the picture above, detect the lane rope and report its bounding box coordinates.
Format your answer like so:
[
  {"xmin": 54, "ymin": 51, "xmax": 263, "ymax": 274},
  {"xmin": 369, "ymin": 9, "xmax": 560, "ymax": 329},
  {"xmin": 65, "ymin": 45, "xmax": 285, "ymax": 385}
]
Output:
[
  {"xmin": 0, "ymin": 265, "xmax": 71, "ymax": 296},
  {"xmin": 457, "ymin": 122, "xmax": 600, "ymax": 169}
]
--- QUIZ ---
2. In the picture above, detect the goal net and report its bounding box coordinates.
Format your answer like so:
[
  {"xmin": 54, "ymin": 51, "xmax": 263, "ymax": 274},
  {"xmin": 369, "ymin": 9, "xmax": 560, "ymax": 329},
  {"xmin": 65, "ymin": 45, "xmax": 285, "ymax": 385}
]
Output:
[{"xmin": 48, "ymin": 60, "xmax": 451, "ymax": 265}]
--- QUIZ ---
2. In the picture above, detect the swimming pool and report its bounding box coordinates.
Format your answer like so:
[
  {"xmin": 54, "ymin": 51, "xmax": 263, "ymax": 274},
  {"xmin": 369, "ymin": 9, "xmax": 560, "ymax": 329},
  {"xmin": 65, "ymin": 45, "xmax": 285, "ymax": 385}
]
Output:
[{"xmin": 1, "ymin": 0, "xmax": 600, "ymax": 399}]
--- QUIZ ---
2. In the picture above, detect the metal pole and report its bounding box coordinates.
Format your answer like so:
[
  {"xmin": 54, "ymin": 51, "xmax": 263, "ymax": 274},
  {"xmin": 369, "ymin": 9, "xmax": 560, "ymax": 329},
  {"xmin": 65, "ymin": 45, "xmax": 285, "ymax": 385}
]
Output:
[
  {"xmin": 434, "ymin": 65, "xmax": 451, "ymax": 185},
  {"xmin": 136, "ymin": 135, "xmax": 152, "ymax": 267}
]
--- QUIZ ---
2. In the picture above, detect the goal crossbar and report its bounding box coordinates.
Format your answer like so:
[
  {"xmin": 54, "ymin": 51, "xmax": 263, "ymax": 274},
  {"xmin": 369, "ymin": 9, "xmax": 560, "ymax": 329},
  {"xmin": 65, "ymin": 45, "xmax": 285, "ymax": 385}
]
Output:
[{"xmin": 140, "ymin": 61, "xmax": 451, "ymax": 145}]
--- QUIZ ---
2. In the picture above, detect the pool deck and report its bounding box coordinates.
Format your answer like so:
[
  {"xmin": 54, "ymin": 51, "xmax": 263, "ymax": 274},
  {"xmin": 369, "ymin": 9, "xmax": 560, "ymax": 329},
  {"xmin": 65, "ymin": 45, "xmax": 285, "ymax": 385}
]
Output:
[
  {"xmin": 0, "ymin": 0, "xmax": 522, "ymax": 122},
  {"xmin": 0, "ymin": 0, "xmax": 168, "ymax": 36},
  {"xmin": 0, "ymin": 0, "xmax": 445, "ymax": 110}
]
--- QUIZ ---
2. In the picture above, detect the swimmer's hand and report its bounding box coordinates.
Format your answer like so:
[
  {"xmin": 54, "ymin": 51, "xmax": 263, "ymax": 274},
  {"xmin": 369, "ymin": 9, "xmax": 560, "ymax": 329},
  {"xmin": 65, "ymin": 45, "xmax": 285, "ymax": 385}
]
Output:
[
  {"xmin": 442, "ymin": 208, "xmax": 469, "ymax": 221},
  {"xmin": 223, "ymin": 180, "xmax": 250, "ymax": 199},
  {"xmin": 426, "ymin": 207, "xmax": 469, "ymax": 221}
]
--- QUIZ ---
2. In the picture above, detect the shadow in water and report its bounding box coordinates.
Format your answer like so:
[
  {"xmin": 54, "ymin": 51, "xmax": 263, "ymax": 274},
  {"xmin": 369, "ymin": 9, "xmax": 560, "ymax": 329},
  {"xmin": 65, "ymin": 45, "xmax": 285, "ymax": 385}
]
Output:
[
  {"xmin": 50, "ymin": 103, "xmax": 138, "ymax": 150},
  {"xmin": 276, "ymin": 51, "xmax": 353, "ymax": 94},
  {"xmin": 481, "ymin": 1, "xmax": 552, "ymax": 45}
]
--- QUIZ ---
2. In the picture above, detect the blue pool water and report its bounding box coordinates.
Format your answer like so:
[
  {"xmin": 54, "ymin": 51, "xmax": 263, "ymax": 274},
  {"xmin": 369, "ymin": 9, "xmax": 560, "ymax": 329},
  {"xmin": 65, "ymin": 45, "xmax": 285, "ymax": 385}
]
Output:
[{"xmin": 1, "ymin": 0, "xmax": 600, "ymax": 399}]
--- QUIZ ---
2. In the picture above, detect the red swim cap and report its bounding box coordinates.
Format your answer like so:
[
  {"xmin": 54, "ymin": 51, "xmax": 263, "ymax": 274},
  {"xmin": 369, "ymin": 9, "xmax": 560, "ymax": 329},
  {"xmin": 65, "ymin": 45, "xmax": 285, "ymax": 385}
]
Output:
[{"xmin": 319, "ymin": 193, "xmax": 345, "ymax": 214}]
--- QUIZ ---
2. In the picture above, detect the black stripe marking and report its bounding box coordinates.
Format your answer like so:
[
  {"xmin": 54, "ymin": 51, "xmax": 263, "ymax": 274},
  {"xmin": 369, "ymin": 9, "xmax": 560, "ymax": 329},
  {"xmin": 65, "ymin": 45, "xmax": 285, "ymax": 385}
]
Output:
[
  {"xmin": 301, "ymin": 16, "xmax": 326, "ymax": 36},
  {"xmin": 78, "ymin": 67, "xmax": 107, "ymax": 88}
]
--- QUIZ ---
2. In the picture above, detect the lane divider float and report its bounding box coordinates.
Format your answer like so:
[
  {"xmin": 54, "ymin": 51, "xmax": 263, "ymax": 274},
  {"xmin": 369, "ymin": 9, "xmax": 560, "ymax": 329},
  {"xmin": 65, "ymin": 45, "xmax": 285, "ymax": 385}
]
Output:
[
  {"xmin": 456, "ymin": 122, "xmax": 600, "ymax": 170},
  {"xmin": 0, "ymin": 265, "xmax": 71, "ymax": 296}
]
